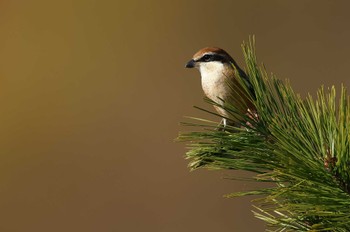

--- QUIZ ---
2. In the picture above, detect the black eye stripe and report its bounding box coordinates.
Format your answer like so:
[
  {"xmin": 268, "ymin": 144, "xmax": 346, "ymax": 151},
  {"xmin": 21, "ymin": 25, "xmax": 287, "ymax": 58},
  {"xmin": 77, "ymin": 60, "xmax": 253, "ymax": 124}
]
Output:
[{"xmin": 198, "ymin": 54, "xmax": 226, "ymax": 62}]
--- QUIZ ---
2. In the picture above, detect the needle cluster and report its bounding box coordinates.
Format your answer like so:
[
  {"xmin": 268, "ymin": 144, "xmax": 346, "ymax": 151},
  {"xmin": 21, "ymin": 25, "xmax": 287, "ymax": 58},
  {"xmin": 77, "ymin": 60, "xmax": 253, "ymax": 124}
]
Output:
[{"xmin": 178, "ymin": 37, "xmax": 350, "ymax": 231}]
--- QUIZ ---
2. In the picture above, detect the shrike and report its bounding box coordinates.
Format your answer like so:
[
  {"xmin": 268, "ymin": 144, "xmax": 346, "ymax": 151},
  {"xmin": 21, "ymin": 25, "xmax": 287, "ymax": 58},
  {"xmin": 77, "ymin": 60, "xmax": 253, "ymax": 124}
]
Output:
[{"xmin": 185, "ymin": 47, "xmax": 255, "ymax": 128}]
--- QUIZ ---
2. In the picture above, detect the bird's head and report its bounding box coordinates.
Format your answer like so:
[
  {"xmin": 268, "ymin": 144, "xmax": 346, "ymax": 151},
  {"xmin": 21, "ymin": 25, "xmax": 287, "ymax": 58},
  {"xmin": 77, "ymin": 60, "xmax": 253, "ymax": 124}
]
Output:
[{"xmin": 185, "ymin": 47, "xmax": 234, "ymax": 75}]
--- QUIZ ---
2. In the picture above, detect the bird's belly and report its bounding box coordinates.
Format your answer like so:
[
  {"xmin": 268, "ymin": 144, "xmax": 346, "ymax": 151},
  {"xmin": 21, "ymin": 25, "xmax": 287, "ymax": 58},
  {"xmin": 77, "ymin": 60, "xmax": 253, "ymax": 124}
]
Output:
[{"xmin": 201, "ymin": 73, "xmax": 230, "ymax": 103}]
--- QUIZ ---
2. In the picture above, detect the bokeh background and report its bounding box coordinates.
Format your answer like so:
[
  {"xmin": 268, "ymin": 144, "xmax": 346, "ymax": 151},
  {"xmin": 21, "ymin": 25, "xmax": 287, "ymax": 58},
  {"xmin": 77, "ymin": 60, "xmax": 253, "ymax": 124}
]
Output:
[{"xmin": 0, "ymin": 1, "xmax": 350, "ymax": 231}]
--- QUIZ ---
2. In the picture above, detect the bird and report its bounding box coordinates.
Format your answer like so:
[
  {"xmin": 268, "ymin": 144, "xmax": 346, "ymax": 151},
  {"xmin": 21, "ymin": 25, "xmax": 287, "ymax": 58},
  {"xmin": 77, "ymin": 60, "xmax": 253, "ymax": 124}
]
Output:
[{"xmin": 185, "ymin": 47, "xmax": 255, "ymax": 128}]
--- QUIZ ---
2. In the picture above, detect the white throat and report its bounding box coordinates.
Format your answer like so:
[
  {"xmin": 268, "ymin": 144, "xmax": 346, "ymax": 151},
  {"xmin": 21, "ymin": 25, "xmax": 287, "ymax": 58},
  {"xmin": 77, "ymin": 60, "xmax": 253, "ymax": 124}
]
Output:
[
  {"xmin": 198, "ymin": 61, "xmax": 228, "ymax": 99},
  {"xmin": 199, "ymin": 61, "xmax": 225, "ymax": 77}
]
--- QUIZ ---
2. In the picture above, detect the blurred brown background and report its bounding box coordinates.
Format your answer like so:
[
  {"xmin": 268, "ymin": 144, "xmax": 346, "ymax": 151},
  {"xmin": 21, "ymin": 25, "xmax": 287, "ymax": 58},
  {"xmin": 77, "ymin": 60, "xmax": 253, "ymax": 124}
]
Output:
[{"xmin": 0, "ymin": 1, "xmax": 349, "ymax": 231}]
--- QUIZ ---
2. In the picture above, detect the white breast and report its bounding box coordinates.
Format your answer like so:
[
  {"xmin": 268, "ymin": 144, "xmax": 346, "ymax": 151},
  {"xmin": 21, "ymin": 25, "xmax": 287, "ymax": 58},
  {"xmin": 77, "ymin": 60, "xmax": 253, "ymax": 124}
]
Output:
[{"xmin": 199, "ymin": 61, "xmax": 230, "ymax": 103}]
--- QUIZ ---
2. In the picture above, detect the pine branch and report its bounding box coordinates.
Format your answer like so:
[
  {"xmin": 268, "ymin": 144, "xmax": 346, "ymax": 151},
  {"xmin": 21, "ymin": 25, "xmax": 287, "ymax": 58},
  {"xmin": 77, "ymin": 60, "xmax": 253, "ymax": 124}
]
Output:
[{"xmin": 178, "ymin": 36, "xmax": 350, "ymax": 231}]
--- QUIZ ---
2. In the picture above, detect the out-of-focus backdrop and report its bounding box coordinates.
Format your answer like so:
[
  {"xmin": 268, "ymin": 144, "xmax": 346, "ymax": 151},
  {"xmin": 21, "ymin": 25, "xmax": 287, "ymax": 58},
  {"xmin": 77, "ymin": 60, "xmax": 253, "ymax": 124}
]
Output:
[{"xmin": 0, "ymin": 1, "xmax": 349, "ymax": 231}]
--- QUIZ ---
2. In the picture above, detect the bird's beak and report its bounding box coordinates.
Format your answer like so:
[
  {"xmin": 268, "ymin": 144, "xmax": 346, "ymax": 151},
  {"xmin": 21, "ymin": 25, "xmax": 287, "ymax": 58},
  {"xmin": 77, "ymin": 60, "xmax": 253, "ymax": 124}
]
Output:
[{"xmin": 185, "ymin": 59, "xmax": 195, "ymax": 68}]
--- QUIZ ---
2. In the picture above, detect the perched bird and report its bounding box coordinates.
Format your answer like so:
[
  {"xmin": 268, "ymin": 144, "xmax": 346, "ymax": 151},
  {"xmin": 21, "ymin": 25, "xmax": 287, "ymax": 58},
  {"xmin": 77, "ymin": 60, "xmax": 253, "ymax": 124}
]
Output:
[{"xmin": 185, "ymin": 47, "xmax": 255, "ymax": 128}]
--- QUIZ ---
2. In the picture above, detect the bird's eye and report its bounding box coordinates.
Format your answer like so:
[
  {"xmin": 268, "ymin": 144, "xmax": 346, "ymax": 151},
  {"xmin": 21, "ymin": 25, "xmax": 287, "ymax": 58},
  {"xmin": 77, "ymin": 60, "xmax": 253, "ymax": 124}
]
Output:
[{"xmin": 202, "ymin": 54, "xmax": 212, "ymax": 62}]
